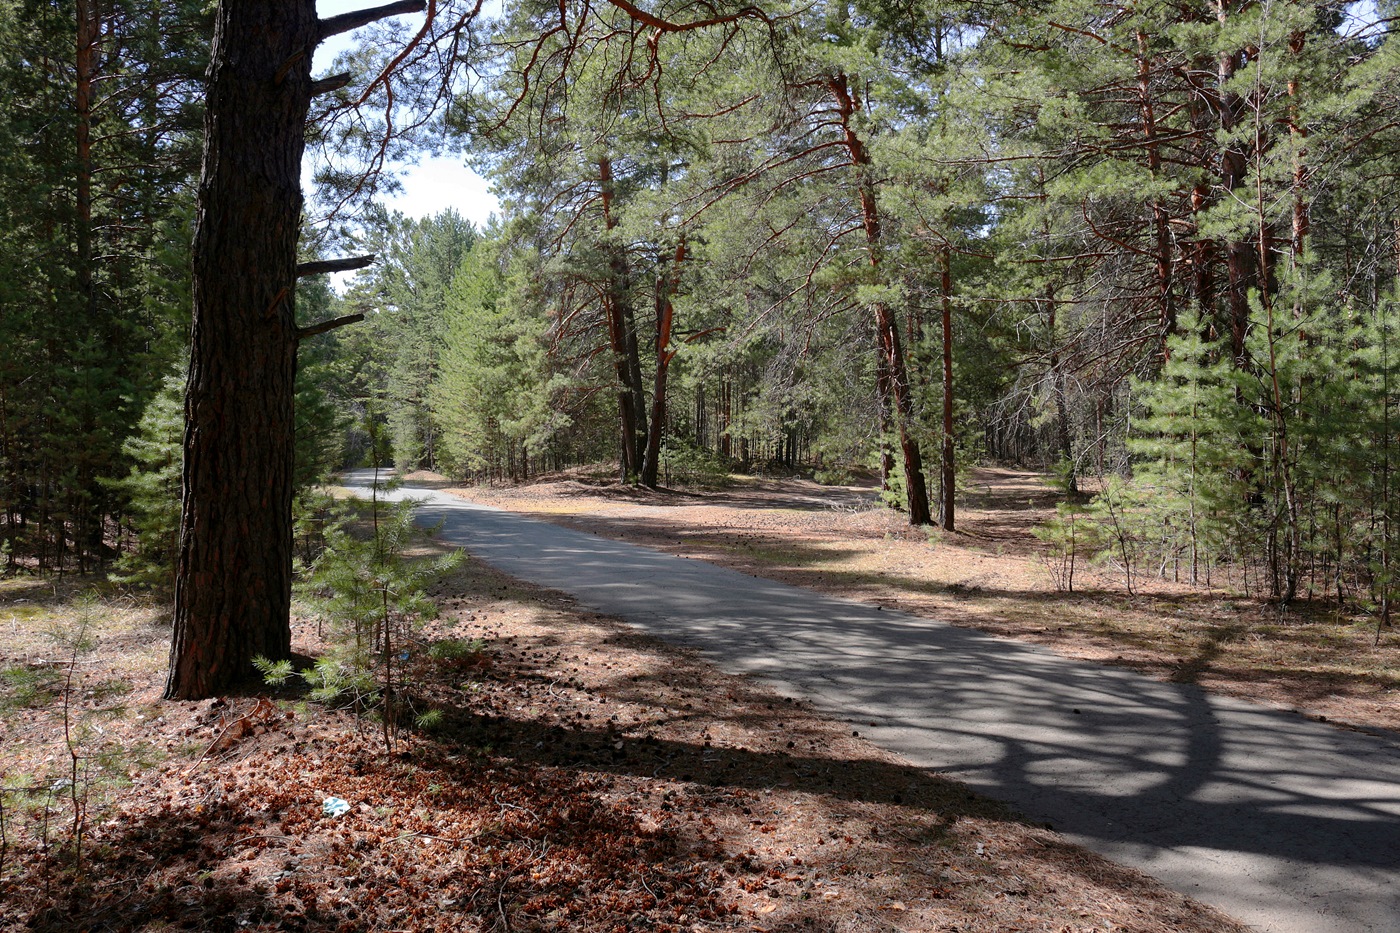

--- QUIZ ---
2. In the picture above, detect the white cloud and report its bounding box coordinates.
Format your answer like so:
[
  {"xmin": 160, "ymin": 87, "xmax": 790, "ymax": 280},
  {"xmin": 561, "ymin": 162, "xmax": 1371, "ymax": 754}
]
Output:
[{"xmin": 387, "ymin": 155, "xmax": 499, "ymax": 226}]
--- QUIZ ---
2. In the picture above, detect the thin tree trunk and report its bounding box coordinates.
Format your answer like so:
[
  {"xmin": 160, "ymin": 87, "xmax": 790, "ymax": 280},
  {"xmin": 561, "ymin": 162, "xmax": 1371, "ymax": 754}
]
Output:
[
  {"xmin": 1381, "ymin": 316, "xmax": 1392, "ymax": 640},
  {"xmin": 875, "ymin": 343, "xmax": 896, "ymax": 503},
  {"xmin": 1257, "ymin": 125, "xmax": 1299, "ymax": 603},
  {"xmin": 1216, "ymin": 2, "xmax": 1257, "ymax": 368},
  {"xmin": 641, "ymin": 236, "xmax": 686, "ymax": 488},
  {"xmin": 939, "ymin": 244, "xmax": 955, "ymax": 531},
  {"xmin": 75, "ymin": 0, "xmax": 98, "ymax": 315},
  {"xmin": 1050, "ymin": 300, "xmax": 1075, "ymax": 493},
  {"xmin": 1137, "ymin": 29, "xmax": 1175, "ymax": 356},
  {"xmin": 719, "ymin": 378, "xmax": 731, "ymax": 459},
  {"xmin": 830, "ymin": 73, "xmax": 931, "ymax": 526},
  {"xmin": 599, "ymin": 157, "xmax": 648, "ymax": 481},
  {"xmin": 1190, "ymin": 181, "xmax": 1214, "ymax": 319}
]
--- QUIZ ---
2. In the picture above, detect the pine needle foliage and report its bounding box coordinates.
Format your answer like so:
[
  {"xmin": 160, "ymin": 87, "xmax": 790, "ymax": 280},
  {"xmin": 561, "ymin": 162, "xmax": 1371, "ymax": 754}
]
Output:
[
  {"xmin": 106, "ymin": 374, "xmax": 183, "ymax": 588},
  {"xmin": 266, "ymin": 478, "xmax": 463, "ymax": 752}
]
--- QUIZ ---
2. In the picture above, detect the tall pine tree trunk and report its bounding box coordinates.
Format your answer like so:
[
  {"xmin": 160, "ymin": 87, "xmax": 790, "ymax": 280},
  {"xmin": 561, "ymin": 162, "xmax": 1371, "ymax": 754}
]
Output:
[
  {"xmin": 938, "ymin": 244, "xmax": 955, "ymax": 531},
  {"xmin": 830, "ymin": 73, "xmax": 931, "ymax": 526},
  {"xmin": 165, "ymin": 1, "xmax": 317, "ymax": 699},
  {"xmin": 875, "ymin": 348, "xmax": 896, "ymax": 505},
  {"xmin": 1216, "ymin": 3, "xmax": 1258, "ymax": 368},
  {"xmin": 74, "ymin": 0, "xmax": 98, "ymax": 316},
  {"xmin": 1137, "ymin": 30, "xmax": 1176, "ymax": 357},
  {"xmin": 641, "ymin": 236, "xmax": 686, "ymax": 489},
  {"xmin": 1046, "ymin": 283, "xmax": 1076, "ymax": 494},
  {"xmin": 599, "ymin": 157, "xmax": 648, "ymax": 481}
]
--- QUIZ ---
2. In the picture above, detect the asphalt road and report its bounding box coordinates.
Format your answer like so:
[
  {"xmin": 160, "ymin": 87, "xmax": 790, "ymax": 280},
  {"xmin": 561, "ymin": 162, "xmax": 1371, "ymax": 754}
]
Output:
[{"xmin": 342, "ymin": 470, "xmax": 1400, "ymax": 933}]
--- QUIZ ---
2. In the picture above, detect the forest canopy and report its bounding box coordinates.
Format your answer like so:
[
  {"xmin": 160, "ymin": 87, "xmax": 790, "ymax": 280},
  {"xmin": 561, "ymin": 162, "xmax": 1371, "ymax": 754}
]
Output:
[{"xmin": 3, "ymin": 0, "xmax": 1399, "ymax": 627}]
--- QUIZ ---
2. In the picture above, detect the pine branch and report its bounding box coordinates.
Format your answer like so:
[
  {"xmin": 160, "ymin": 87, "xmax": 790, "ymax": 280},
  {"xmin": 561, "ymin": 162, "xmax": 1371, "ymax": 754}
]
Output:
[
  {"xmin": 296, "ymin": 314, "xmax": 366, "ymax": 342},
  {"xmin": 318, "ymin": 1, "xmax": 427, "ymax": 43},
  {"xmin": 311, "ymin": 72, "xmax": 353, "ymax": 97},
  {"xmin": 604, "ymin": 0, "xmax": 769, "ymax": 34},
  {"xmin": 296, "ymin": 255, "xmax": 377, "ymax": 277}
]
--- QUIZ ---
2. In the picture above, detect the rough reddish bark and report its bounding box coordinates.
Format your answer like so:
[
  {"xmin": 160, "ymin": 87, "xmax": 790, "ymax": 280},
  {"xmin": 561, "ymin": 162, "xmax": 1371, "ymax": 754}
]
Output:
[
  {"xmin": 167, "ymin": 0, "xmax": 427, "ymax": 699},
  {"xmin": 829, "ymin": 73, "xmax": 931, "ymax": 527},
  {"xmin": 164, "ymin": 0, "xmax": 319, "ymax": 700}
]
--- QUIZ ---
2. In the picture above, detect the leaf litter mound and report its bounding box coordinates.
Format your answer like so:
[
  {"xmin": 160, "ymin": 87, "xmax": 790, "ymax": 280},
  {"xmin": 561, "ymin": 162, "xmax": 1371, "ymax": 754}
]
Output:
[{"xmin": 1, "ymin": 549, "xmax": 1246, "ymax": 932}]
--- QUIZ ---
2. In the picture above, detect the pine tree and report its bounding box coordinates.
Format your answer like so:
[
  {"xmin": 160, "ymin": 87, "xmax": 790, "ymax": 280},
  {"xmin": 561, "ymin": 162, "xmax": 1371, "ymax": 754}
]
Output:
[
  {"xmin": 107, "ymin": 373, "xmax": 184, "ymax": 588},
  {"xmin": 1130, "ymin": 311, "xmax": 1256, "ymax": 585},
  {"xmin": 378, "ymin": 210, "xmax": 478, "ymax": 470},
  {"xmin": 429, "ymin": 235, "xmax": 559, "ymax": 479}
]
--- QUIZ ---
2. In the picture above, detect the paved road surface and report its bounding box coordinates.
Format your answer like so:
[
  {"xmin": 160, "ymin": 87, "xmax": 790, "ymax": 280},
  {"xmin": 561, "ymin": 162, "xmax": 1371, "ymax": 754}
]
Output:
[{"xmin": 342, "ymin": 471, "xmax": 1400, "ymax": 933}]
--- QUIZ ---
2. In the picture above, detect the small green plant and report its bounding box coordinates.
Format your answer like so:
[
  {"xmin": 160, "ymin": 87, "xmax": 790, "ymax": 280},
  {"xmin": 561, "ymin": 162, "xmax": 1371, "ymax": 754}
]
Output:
[
  {"xmin": 660, "ymin": 438, "xmax": 733, "ymax": 488},
  {"xmin": 293, "ymin": 488, "xmax": 342, "ymax": 573},
  {"xmin": 813, "ymin": 466, "xmax": 855, "ymax": 485},
  {"xmin": 1049, "ymin": 455, "xmax": 1080, "ymax": 495},
  {"xmin": 265, "ymin": 476, "xmax": 462, "ymax": 752},
  {"xmin": 0, "ymin": 772, "xmax": 15, "ymax": 879},
  {"xmin": 414, "ymin": 709, "xmax": 445, "ymax": 731},
  {"xmin": 105, "ymin": 373, "xmax": 183, "ymax": 588},
  {"xmin": 1034, "ymin": 503, "xmax": 1101, "ymax": 593},
  {"xmin": 0, "ymin": 595, "xmax": 156, "ymax": 880},
  {"xmin": 1087, "ymin": 477, "xmax": 1153, "ymax": 595},
  {"xmin": 53, "ymin": 598, "xmax": 101, "ymax": 877},
  {"xmin": 0, "ymin": 664, "xmax": 63, "ymax": 711},
  {"xmin": 426, "ymin": 637, "xmax": 487, "ymax": 662}
]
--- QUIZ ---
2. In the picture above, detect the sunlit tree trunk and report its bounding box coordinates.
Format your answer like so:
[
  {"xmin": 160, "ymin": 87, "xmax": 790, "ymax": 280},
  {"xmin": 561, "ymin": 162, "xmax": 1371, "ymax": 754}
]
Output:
[{"xmin": 829, "ymin": 72, "xmax": 931, "ymax": 526}]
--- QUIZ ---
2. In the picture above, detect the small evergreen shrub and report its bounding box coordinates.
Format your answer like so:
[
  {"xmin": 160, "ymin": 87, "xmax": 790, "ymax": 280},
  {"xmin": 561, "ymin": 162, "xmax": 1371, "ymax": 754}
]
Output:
[
  {"xmin": 263, "ymin": 479, "xmax": 463, "ymax": 752},
  {"xmin": 3, "ymin": 596, "xmax": 157, "ymax": 877},
  {"xmin": 106, "ymin": 374, "xmax": 183, "ymax": 587},
  {"xmin": 660, "ymin": 438, "xmax": 732, "ymax": 488},
  {"xmin": 426, "ymin": 637, "xmax": 488, "ymax": 663},
  {"xmin": 1034, "ymin": 503, "xmax": 1101, "ymax": 593}
]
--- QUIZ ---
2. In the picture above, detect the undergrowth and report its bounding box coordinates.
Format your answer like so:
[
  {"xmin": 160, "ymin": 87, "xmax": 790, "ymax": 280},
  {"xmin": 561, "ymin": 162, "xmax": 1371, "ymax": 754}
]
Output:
[{"xmin": 260, "ymin": 477, "xmax": 463, "ymax": 753}]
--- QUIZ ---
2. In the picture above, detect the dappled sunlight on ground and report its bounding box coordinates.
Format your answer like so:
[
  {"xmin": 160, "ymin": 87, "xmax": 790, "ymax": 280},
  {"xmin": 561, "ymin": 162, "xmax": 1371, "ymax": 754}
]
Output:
[{"xmin": 452, "ymin": 466, "xmax": 1400, "ymax": 736}]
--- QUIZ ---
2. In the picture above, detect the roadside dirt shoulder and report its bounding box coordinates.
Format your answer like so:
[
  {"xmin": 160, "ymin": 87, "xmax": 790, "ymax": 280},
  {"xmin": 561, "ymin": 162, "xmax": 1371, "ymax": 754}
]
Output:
[{"xmin": 0, "ymin": 554, "xmax": 1246, "ymax": 932}]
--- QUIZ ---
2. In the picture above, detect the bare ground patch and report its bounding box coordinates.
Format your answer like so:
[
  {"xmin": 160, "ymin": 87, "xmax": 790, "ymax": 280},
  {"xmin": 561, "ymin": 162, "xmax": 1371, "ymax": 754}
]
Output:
[{"xmin": 0, "ymin": 547, "xmax": 1245, "ymax": 932}]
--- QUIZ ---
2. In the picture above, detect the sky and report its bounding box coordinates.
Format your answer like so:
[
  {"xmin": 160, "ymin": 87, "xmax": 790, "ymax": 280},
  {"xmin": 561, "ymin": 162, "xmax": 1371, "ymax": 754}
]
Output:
[
  {"xmin": 313, "ymin": 1, "xmax": 500, "ymax": 227},
  {"xmin": 1344, "ymin": 1, "xmax": 1383, "ymax": 36}
]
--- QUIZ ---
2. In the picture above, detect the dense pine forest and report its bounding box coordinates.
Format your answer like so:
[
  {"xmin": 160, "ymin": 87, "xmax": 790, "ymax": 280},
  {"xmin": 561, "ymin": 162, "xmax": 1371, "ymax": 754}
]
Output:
[{"xmin": 3, "ymin": 0, "xmax": 1399, "ymax": 616}]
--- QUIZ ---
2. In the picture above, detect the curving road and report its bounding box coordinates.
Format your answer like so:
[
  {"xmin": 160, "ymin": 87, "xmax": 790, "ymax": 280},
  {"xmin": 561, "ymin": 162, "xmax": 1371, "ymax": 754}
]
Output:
[{"xmin": 341, "ymin": 470, "xmax": 1400, "ymax": 933}]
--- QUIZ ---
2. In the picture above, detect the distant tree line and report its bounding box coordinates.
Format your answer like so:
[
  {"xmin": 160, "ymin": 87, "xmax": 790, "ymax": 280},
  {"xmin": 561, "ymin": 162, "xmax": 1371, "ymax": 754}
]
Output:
[{"xmin": 348, "ymin": 1, "xmax": 1400, "ymax": 605}]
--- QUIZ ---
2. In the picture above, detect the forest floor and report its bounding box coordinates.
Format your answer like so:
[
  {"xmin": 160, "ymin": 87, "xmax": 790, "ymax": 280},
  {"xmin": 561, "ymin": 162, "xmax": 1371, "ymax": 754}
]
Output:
[{"xmin": 0, "ymin": 465, "xmax": 1390, "ymax": 932}]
